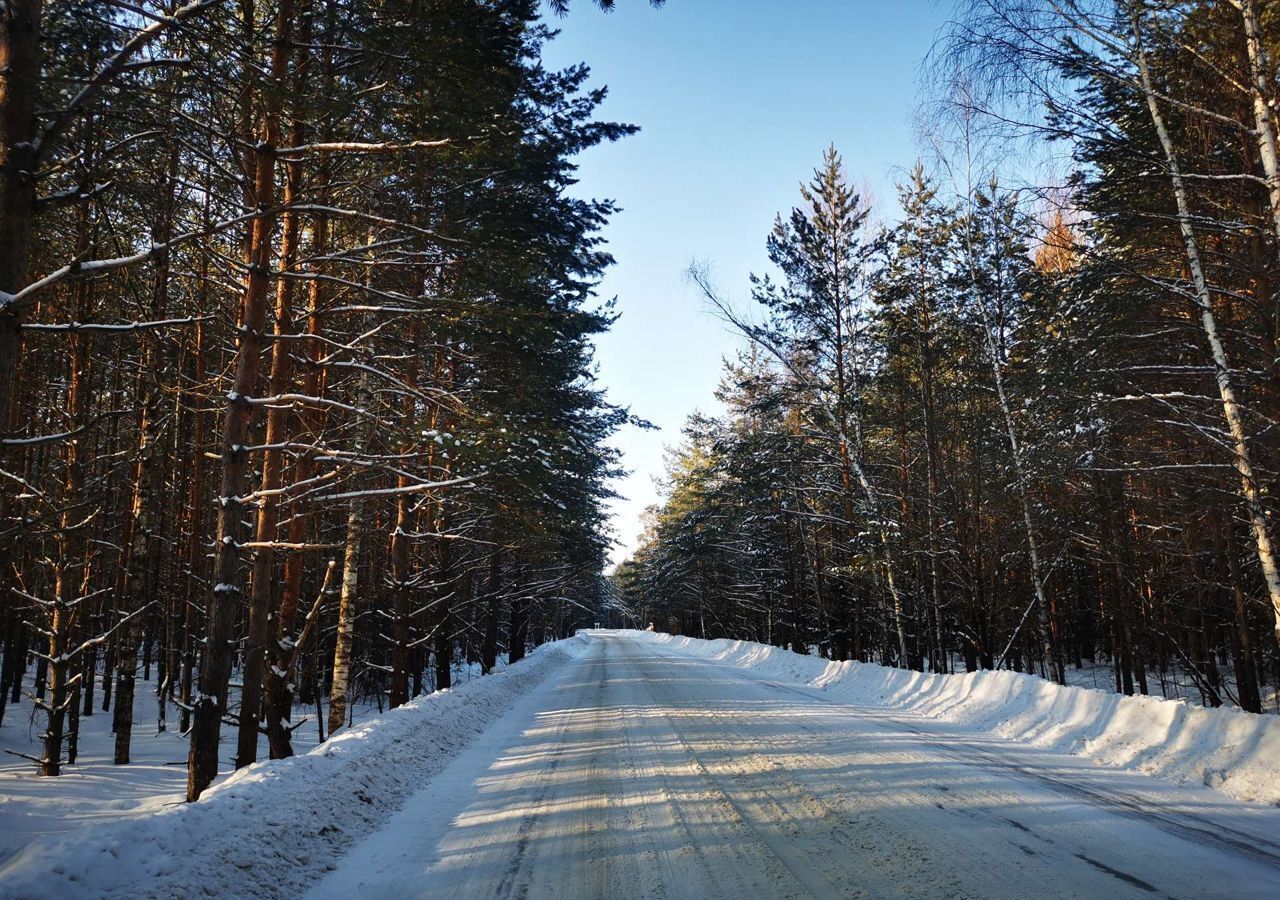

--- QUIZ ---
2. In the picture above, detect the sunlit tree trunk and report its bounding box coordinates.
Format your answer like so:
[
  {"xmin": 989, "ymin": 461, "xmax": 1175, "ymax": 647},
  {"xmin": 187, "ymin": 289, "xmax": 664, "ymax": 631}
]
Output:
[
  {"xmin": 1133, "ymin": 6, "xmax": 1280, "ymax": 646},
  {"xmin": 327, "ymin": 236, "xmax": 378, "ymax": 737},
  {"xmin": 266, "ymin": 200, "xmax": 328, "ymax": 758},
  {"xmin": 189, "ymin": 0, "xmax": 294, "ymax": 802},
  {"xmin": 238, "ymin": 2, "xmax": 309, "ymax": 767}
]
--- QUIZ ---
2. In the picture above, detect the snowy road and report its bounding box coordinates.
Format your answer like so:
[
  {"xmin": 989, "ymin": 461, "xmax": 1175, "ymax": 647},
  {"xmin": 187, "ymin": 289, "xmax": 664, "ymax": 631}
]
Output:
[{"xmin": 307, "ymin": 632, "xmax": 1280, "ymax": 900}]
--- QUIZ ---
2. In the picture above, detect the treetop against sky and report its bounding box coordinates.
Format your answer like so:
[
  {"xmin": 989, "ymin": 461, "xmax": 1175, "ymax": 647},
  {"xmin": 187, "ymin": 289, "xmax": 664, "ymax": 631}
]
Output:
[{"xmin": 543, "ymin": 0, "xmax": 952, "ymax": 565}]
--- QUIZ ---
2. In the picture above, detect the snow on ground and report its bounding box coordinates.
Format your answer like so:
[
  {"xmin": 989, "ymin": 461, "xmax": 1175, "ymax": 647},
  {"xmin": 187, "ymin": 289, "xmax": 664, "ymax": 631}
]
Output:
[
  {"xmin": 1058, "ymin": 657, "xmax": 1280, "ymax": 715},
  {"xmin": 796, "ymin": 645, "xmax": 1278, "ymax": 713},
  {"xmin": 302, "ymin": 631, "xmax": 1280, "ymax": 899},
  {"xmin": 637, "ymin": 631, "xmax": 1280, "ymax": 807},
  {"xmin": 0, "ymin": 679, "xmax": 339, "ymax": 866},
  {"xmin": 0, "ymin": 655, "xmax": 501, "ymax": 867},
  {"xmin": 4, "ymin": 630, "xmax": 1280, "ymax": 899},
  {"xmin": 0, "ymin": 635, "xmax": 589, "ymax": 900}
]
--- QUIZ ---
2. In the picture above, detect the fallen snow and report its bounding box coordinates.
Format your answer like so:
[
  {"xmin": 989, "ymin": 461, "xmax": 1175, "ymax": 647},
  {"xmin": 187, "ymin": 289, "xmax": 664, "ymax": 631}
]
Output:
[
  {"xmin": 1059, "ymin": 657, "xmax": 1280, "ymax": 714},
  {"xmin": 636, "ymin": 631, "xmax": 1280, "ymax": 807},
  {"xmin": 6, "ymin": 630, "xmax": 1277, "ymax": 900},
  {"xmin": 0, "ymin": 656, "xmax": 503, "ymax": 866},
  {"xmin": 0, "ymin": 634, "xmax": 590, "ymax": 900},
  {"xmin": 304, "ymin": 631, "xmax": 1280, "ymax": 899}
]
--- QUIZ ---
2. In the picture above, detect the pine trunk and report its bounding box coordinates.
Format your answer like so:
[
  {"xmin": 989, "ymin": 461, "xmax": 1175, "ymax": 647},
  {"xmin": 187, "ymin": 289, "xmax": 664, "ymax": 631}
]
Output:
[
  {"xmin": 0, "ymin": 0, "xmax": 39, "ymax": 434},
  {"xmin": 188, "ymin": 0, "xmax": 293, "ymax": 802}
]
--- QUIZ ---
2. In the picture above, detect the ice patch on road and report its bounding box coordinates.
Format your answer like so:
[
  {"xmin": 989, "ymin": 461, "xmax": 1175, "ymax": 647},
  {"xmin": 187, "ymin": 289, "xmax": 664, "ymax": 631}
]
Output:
[
  {"xmin": 0, "ymin": 634, "xmax": 591, "ymax": 900},
  {"xmin": 634, "ymin": 630, "xmax": 1280, "ymax": 807}
]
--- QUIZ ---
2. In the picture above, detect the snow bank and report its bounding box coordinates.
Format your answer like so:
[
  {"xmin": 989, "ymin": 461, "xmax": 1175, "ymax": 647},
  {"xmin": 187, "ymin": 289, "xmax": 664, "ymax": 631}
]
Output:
[
  {"xmin": 636, "ymin": 631, "xmax": 1280, "ymax": 807},
  {"xmin": 0, "ymin": 634, "xmax": 591, "ymax": 900}
]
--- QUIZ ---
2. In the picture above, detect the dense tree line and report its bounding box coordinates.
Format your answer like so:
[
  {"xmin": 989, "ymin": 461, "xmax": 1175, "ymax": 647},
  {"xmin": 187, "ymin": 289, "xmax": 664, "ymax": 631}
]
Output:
[
  {"xmin": 0, "ymin": 0, "xmax": 640, "ymax": 797},
  {"xmin": 618, "ymin": 0, "xmax": 1280, "ymax": 715}
]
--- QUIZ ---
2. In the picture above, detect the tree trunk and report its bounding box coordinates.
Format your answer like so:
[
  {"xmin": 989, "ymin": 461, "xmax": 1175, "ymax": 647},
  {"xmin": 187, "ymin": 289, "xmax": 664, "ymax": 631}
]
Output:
[
  {"xmin": 481, "ymin": 539, "xmax": 502, "ymax": 674},
  {"xmin": 388, "ymin": 505, "xmax": 413, "ymax": 706},
  {"xmin": 433, "ymin": 538, "xmax": 454, "ymax": 691},
  {"xmin": 179, "ymin": 313, "xmax": 207, "ymax": 736},
  {"xmin": 0, "ymin": 0, "xmax": 40, "ymax": 435},
  {"xmin": 113, "ymin": 107, "xmax": 180, "ymax": 764},
  {"xmin": 113, "ymin": 360, "xmax": 164, "ymax": 765},
  {"xmin": 188, "ymin": 0, "xmax": 293, "ymax": 802},
  {"xmin": 327, "ymin": 502, "xmax": 362, "ymax": 736},
  {"xmin": 237, "ymin": 0, "xmax": 310, "ymax": 769},
  {"xmin": 1133, "ymin": 10, "xmax": 1280, "ymax": 647},
  {"xmin": 41, "ymin": 152, "xmax": 96, "ymax": 776},
  {"xmin": 325, "ymin": 232, "xmax": 378, "ymax": 736},
  {"xmin": 265, "ymin": 203, "xmax": 328, "ymax": 758},
  {"xmin": 509, "ymin": 595, "xmax": 528, "ymax": 664},
  {"xmin": 388, "ymin": 326, "xmax": 418, "ymax": 708},
  {"xmin": 1239, "ymin": 0, "xmax": 1280, "ymax": 258}
]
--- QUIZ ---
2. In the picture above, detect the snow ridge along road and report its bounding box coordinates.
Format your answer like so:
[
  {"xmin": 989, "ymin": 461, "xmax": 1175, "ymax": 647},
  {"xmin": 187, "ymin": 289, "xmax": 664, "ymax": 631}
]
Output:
[
  {"xmin": 0, "ymin": 635, "xmax": 593, "ymax": 900},
  {"xmin": 644, "ymin": 632, "xmax": 1280, "ymax": 807},
  {"xmin": 309, "ymin": 631, "xmax": 1280, "ymax": 900}
]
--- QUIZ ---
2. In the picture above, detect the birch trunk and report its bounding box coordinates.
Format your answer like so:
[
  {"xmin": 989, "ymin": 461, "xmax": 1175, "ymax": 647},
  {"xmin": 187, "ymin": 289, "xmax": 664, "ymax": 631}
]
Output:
[
  {"xmin": 1133, "ymin": 7, "xmax": 1280, "ymax": 645},
  {"xmin": 326, "ymin": 235, "xmax": 378, "ymax": 737},
  {"xmin": 1238, "ymin": 0, "xmax": 1280, "ymax": 252},
  {"xmin": 326, "ymin": 500, "xmax": 362, "ymax": 735}
]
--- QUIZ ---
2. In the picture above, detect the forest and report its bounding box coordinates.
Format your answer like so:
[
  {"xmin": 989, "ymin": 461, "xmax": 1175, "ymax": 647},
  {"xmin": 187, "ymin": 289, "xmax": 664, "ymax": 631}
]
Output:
[
  {"xmin": 2, "ymin": 0, "xmax": 1280, "ymax": 838},
  {"xmin": 0, "ymin": 0, "xmax": 639, "ymax": 799},
  {"xmin": 615, "ymin": 1, "xmax": 1280, "ymax": 716}
]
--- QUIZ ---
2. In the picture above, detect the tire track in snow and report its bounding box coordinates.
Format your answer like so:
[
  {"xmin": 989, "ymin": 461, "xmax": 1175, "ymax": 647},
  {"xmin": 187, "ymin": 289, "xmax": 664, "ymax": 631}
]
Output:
[
  {"xmin": 490, "ymin": 651, "xmax": 601, "ymax": 900},
  {"xmin": 637, "ymin": 658, "xmax": 854, "ymax": 899},
  {"xmin": 612, "ymin": 641, "xmax": 810, "ymax": 898},
  {"xmin": 304, "ymin": 633, "xmax": 1280, "ymax": 900},
  {"xmin": 637, "ymin": 636, "xmax": 1276, "ymax": 897},
  {"xmin": 754, "ymin": 674, "xmax": 1280, "ymax": 870}
]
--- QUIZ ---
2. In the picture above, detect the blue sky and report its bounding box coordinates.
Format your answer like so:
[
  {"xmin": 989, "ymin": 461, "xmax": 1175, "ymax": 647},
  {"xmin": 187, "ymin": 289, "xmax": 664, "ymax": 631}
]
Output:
[{"xmin": 540, "ymin": 0, "xmax": 954, "ymax": 566}]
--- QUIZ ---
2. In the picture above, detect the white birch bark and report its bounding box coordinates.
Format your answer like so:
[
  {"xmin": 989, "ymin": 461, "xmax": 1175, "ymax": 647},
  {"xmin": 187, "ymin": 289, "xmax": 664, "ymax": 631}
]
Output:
[
  {"xmin": 327, "ymin": 233, "xmax": 379, "ymax": 734},
  {"xmin": 1133, "ymin": 5, "xmax": 1280, "ymax": 643}
]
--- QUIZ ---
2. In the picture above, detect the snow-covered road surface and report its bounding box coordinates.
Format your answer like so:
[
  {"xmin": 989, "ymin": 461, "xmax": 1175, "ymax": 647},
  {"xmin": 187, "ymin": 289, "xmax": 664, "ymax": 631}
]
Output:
[{"xmin": 307, "ymin": 631, "xmax": 1280, "ymax": 899}]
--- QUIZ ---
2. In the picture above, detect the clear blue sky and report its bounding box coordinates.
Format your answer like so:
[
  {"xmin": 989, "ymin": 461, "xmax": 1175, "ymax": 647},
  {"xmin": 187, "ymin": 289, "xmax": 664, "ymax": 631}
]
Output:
[{"xmin": 540, "ymin": 0, "xmax": 954, "ymax": 566}]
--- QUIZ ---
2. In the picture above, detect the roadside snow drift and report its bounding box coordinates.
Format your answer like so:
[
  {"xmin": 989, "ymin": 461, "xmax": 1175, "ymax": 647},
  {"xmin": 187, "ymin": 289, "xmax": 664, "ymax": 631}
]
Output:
[
  {"xmin": 637, "ymin": 631, "xmax": 1280, "ymax": 807},
  {"xmin": 0, "ymin": 634, "xmax": 590, "ymax": 900}
]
